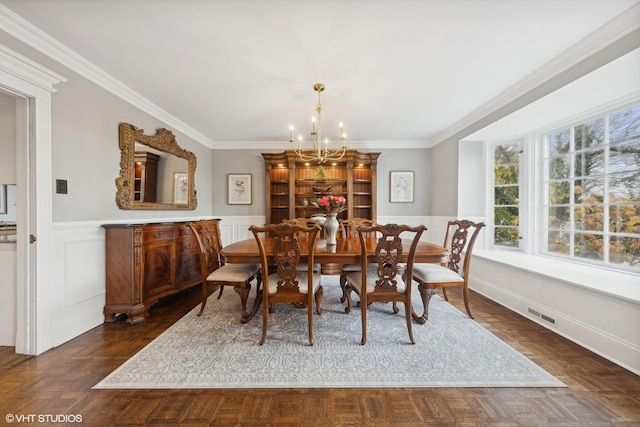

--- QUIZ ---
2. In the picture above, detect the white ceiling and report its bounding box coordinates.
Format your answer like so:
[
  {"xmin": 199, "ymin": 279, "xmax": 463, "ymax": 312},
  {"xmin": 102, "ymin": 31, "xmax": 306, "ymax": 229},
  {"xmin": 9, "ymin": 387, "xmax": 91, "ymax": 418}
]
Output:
[{"xmin": 1, "ymin": 0, "xmax": 638, "ymax": 149}]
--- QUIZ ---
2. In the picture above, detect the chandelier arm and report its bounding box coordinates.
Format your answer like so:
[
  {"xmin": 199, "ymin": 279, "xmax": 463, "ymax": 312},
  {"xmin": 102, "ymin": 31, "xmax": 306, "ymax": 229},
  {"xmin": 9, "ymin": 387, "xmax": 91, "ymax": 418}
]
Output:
[{"xmin": 288, "ymin": 83, "xmax": 347, "ymax": 164}]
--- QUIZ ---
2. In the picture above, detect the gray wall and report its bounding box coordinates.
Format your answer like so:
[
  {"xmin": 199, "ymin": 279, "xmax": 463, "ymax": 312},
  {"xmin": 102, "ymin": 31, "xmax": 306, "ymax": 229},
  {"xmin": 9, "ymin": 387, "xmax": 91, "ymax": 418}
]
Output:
[
  {"xmin": 211, "ymin": 148, "xmax": 434, "ymax": 218},
  {"xmin": 428, "ymin": 140, "xmax": 458, "ymax": 216},
  {"xmin": 50, "ymin": 70, "xmax": 213, "ymax": 222},
  {"xmin": 0, "ymin": 91, "xmax": 16, "ymax": 184},
  {"xmin": 458, "ymin": 140, "xmax": 485, "ymax": 217}
]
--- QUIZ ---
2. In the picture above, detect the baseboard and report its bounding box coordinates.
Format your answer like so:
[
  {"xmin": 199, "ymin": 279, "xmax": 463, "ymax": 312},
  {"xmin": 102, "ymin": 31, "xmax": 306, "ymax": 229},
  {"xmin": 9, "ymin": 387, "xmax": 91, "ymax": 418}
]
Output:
[{"xmin": 471, "ymin": 276, "xmax": 640, "ymax": 376}]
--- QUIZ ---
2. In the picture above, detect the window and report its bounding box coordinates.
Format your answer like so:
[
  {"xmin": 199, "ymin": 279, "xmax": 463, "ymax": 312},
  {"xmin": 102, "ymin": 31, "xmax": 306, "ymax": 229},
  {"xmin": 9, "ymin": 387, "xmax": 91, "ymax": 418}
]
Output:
[
  {"xmin": 543, "ymin": 104, "xmax": 640, "ymax": 270},
  {"xmin": 492, "ymin": 141, "xmax": 522, "ymax": 248}
]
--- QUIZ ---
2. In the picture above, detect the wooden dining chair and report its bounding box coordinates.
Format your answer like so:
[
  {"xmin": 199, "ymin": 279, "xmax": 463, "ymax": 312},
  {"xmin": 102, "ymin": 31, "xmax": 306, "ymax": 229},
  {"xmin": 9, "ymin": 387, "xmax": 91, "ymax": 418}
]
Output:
[
  {"xmin": 411, "ymin": 219, "xmax": 485, "ymax": 321},
  {"xmin": 338, "ymin": 218, "xmax": 377, "ymax": 302},
  {"xmin": 343, "ymin": 223, "xmax": 426, "ymax": 345},
  {"xmin": 189, "ymin": 220, "xmax": 262, "ymax": 323},
  {"xmin": 250, "ymin": 222, "xmax": 324, "ymax": 346},
  {"xmin": 282, "ymin": 218, "xmax": 322, "ymax": 273}
]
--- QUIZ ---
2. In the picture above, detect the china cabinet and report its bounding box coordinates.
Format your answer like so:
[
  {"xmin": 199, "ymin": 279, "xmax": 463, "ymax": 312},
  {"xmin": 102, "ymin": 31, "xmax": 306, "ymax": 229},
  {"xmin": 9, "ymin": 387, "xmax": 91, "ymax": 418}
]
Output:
[
  {"xmin": 261, "ymin": 150, "xmax": 380, "ymax": 225},
  {"xmin": 133, "ymin": 152, "xmax": 159, "ymax": 202}
]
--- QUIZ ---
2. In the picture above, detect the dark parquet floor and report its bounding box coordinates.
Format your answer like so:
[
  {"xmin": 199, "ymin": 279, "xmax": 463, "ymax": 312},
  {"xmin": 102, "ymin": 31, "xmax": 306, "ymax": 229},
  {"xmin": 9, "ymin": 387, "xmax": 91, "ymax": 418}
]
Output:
[{"xmin": 0, "ymin": 285, "xmax": 638, "ymax": 426}]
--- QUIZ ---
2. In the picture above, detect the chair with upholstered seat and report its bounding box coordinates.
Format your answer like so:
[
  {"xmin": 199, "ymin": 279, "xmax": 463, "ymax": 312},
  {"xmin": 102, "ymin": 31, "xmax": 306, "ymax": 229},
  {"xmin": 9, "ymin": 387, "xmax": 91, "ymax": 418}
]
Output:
[
  {"xmin": 343, "ymin": 223, "xmax": 426, "ymax": 345},
  {"xmin": 250, "ymin": 222, "xmax": 324, "ymax": 346},
  {"xmin": 189, "ymin": 220, "xmax": 262, "ymax": 323},
  {"xmin": 338, "ymin": 218, "xmax": 377, "ymax": 302},
  {"xmin": 411, "ymin": 219, "xmax": 485, "ymax": 321}
]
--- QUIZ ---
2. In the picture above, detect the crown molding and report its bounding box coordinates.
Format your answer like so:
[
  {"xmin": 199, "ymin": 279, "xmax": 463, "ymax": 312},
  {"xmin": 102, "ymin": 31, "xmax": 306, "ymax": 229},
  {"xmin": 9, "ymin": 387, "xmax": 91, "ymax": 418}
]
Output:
[
  {"xmin": 0, "ymin": 43, "xmax": 67, "ymax": 92},
  {"xmin": 427, "ymin": 3, "xmax": 640, "ymax": 148},
  {"xmin": 210, "ymin": 139, "xmax": 430, "ymax": 150},
  {"xmin": 0, "ymin": 4, "xmax": 216, "ymax": 148},
  {"xmin": 2, "ymin": 3, "xmax": 638, "ymax": 151}
]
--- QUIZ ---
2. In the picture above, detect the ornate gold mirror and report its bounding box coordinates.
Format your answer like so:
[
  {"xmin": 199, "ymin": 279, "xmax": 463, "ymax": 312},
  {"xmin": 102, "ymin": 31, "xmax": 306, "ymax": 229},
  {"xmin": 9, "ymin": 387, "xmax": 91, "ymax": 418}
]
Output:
[{"xmin": 116, "ymin": 123, "xmax": 197, "ymax": 210}]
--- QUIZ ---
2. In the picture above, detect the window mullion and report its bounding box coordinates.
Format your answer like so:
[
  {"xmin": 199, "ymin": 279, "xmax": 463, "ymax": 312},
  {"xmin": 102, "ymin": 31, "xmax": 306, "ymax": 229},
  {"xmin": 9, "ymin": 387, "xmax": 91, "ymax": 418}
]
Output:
[{"xmin": 569, "ymin": 126, "xmax": 575, "ymax": 257}]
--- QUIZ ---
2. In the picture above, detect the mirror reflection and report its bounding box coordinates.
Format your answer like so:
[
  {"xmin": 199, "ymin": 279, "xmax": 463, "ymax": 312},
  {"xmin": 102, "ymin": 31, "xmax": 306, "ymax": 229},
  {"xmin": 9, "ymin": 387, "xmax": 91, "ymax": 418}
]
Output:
[
  {"xmin": 116, "ymin": 123, "xmax": 197, "ymax": 210},
  {"xmin": 133, "ymin": 143, "xmax": 189, "ymax": 204}
]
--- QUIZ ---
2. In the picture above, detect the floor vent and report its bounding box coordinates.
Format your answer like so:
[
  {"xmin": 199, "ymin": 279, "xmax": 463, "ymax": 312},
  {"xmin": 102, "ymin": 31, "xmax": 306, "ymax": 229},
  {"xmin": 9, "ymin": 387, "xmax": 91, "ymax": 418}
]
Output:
[
  {"xmin": 540, "ymin": 314, "xmax": 556, "ymax": 324},
  {"xmin": 528, "ymin": 308, "xmax": 556, "ymax": 325}
]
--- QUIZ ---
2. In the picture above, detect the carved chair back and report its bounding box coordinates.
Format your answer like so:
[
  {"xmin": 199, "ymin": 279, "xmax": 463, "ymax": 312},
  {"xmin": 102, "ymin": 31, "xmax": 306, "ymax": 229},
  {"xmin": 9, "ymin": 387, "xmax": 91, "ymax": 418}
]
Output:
[{"xmin": 443, "ymin": 220, "xmax": 485, "ymax": 277}]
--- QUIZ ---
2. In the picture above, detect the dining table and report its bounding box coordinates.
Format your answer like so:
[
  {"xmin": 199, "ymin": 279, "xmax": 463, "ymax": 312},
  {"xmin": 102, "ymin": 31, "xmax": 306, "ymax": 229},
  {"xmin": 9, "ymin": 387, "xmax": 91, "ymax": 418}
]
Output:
[{"xmin": 221, "ymin": 236, "xmax": 449, "ymax": 324}]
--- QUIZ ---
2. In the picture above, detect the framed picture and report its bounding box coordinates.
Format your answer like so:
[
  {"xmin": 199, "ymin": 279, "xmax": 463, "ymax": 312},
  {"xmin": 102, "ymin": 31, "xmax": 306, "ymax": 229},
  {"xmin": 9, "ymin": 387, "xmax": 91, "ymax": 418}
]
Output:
[
  {"xmin": 228, "ymin": 174, "xmax": 252, "ymax": 205},
  {"xmin": 173, "ymin": 172, "xmax": 188, "ymax": 204},
  {"xmin": 0, "ymin": 185, "xmax": 6, "ymax": 214},
  {"xmin": 390, "ymin": 171, "xmax": 414, "ymax": 203}
]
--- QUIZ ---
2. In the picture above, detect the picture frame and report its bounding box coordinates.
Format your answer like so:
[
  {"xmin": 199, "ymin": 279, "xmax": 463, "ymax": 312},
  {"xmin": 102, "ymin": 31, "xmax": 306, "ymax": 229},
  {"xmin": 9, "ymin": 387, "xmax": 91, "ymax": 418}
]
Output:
[
  {"xmin": 390, "ymin": 171, "xmax": 414, "ymax": 203},
  {"xmin": 228, "ymin": 174, "xmax": 252, "ymax": 205},
  {"xmin": 173, "ymin": 172, "xmax": 188, "ymax": 204}
]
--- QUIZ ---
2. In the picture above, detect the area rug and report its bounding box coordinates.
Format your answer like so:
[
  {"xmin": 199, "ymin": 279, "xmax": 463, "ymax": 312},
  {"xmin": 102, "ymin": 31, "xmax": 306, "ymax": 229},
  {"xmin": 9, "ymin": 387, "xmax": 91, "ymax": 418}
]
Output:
[{"xmin": 94, "ymin": 276, "xmax": 565, "ymax": 389}]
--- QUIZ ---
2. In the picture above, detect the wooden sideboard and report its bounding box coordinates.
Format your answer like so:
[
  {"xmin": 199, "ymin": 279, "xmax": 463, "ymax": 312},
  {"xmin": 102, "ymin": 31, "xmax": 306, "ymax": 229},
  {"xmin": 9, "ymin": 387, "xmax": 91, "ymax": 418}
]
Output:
[{"xmin": 102, "ymin": 221, "xmax": 205, "ymax": 324}]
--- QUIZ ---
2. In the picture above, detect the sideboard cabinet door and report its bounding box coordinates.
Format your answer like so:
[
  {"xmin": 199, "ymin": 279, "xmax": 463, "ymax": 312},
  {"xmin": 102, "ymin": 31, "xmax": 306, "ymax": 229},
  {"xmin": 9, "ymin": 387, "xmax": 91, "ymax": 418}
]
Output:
[{"xmin": 102, "ymin": 221, "xmax": 205, "ymax": 324}]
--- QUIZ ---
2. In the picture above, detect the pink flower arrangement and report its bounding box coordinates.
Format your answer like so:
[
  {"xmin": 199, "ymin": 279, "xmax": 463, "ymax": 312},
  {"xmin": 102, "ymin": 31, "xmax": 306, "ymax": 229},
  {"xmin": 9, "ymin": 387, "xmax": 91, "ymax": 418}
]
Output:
[{"xmin": 313, "ymin": 194, "xmax": 347, "ymax": 214}]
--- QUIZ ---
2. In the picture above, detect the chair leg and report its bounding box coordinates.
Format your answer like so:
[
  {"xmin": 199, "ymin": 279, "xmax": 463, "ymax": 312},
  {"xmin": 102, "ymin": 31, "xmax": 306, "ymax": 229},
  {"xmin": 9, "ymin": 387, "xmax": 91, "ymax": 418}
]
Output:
[
  {"xmin": 344, "ymin": 284, "xmax": 353, "ymax": 314},
  {"xmin": 242, "ymin": 274, "xmax": 263, "ymax": 323},
  {"xmin": 339, "ymin": 273, "xmax": 348, "ymax": 303},
  {"xmin": 259, "ymin": 292, "xmax": 269, "ymax": 345},
  {"xmin": 234, "ymin": 283, "xmax": 251, "ymax": 323},
  {"xmin": 360, "ymin": 297, "xmax": 367, "ymax": 345},
  {"xmin": 417, "ymin": 284, "xmax": 437, "ymax": 321},
  {"xmin": 259, "ymin": 308, "xmax": 268, "ymax": 346},
  {"xmin": 315, "ymin": 286, "xmax": 324, "ymax": 315},
  {"xmin": 404, "ymin": 301, "xmax": 415, "ymax": 344},
  {"xmin": 217, "ymin": 285, "xmax": 224, "ymax": 299},
  {"xmin": 307, "ymin": 301, "xmax": 314, "ymax": 346},
  {"xmin": 197, "ymin": 281, "xmax": 209, "ymax": 316},
  {"xmin": 462, "ymin": 285, "xmax": 474, "ymax": 319}
]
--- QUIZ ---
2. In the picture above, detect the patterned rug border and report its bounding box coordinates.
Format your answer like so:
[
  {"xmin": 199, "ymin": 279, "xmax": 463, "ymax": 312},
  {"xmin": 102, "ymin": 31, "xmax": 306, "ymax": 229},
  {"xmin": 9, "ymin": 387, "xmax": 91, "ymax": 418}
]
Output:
[{"xmin": 94, "ymin": 277, "xmax": 566, "ymax": 389}]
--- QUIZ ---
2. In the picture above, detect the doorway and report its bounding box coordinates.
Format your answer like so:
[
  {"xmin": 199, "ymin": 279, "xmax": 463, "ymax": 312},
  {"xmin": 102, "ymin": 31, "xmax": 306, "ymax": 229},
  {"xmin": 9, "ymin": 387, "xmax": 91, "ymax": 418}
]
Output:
[{"xmin": 0, "ymin": 45, "xmax": 66, "ymax": 355}]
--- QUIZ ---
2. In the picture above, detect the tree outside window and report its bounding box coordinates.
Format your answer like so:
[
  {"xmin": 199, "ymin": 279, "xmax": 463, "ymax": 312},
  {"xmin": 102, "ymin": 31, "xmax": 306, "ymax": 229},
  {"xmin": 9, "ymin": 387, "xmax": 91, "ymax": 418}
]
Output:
[
  {"xmin": 544, "ymin": 104, "xmax": 640, "ymax": 270},
  {"xmin": 493, "ymin": 142, "xmax": 521, "ymax": 248}
]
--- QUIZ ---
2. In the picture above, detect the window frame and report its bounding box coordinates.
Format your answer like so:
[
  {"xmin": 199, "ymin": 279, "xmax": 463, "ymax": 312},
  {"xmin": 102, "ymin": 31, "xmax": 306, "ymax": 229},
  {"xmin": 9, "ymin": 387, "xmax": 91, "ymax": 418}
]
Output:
[
  {"xmin": 538, "ymin": 101, "xmax": 640, "ymax": 272},
  {"xmin": 487, "ymin": 138, "xmax": 526, "ymax": 251},
  {"xmin": 484, "ymin": 98, "xmax": 639, "ymax": 274}
]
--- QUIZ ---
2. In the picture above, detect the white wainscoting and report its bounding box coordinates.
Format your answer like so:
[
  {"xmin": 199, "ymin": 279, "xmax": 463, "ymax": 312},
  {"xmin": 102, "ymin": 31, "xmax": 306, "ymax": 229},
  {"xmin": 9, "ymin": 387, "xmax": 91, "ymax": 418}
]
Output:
[
  {"xmin": 50, "ymin": 222, "xmax": 107, "ymax": 347},
  {"xmin": 0, "ymin": 243, "xmax": 17, "ymax": 346},
  {"xmin": 471, "ymin": 252, "xmax": 640, "ymax": 376},
  {"xmin": 48, "ymin": 215, "xmax": 639, "ymax": 377},
  {"xmin": 44, "ymin": 215, "xmax": 455, "ymax": 348}
]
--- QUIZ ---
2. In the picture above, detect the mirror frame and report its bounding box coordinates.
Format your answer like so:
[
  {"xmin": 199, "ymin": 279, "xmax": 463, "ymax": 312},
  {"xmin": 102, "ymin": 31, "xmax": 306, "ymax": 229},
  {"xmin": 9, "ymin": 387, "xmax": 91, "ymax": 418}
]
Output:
[{"xmin": 116, "ymin": 122, "xmax": 197, "ymax": 210}]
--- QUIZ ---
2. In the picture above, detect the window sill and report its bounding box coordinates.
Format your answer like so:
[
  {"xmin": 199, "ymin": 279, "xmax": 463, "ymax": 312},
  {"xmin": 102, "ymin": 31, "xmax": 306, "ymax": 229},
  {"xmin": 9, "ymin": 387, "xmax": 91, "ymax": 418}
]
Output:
[{"xmin": 473, "ymin": 249, "xmax": 640, "ymax": 304}]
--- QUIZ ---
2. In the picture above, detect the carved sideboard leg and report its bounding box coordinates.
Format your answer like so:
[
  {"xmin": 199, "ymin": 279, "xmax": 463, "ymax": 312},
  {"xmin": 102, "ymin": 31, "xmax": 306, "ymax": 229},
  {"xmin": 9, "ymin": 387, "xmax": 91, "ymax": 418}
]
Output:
[{"xmin": 104, "ymin": 304, "xmax": 146, "ymax": 324}]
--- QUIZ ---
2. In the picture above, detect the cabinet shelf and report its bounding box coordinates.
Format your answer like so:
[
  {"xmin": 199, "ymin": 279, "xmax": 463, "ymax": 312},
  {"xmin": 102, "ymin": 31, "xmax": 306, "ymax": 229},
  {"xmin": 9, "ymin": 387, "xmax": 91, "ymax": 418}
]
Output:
[
  {"xmin": 296, "ymin": 179, "xmax": 347, "ymax": 185},
  {"xmin": 262, "ymin": 150, "xmax": 380, "ymax": 224}
]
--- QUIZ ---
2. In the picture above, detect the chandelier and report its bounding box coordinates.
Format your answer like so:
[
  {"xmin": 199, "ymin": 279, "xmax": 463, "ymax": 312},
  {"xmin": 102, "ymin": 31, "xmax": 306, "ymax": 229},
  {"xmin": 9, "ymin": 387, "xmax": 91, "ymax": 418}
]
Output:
[{"xmin": 289, "ymin": 83, "xmax": 347, "ymax": 164}]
